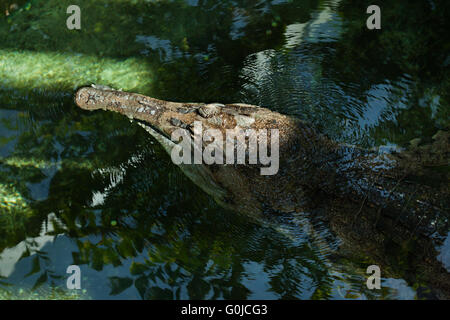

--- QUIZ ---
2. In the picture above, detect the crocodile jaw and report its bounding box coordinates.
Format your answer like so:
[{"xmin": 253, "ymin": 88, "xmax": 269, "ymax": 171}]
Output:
[
  {"xmin": 75, "ymin": 86, "xmax": 196, "ymax": 140},
  {"xmin": 75, "ymin": 86, "xmax": 234, "ymax": 207}
]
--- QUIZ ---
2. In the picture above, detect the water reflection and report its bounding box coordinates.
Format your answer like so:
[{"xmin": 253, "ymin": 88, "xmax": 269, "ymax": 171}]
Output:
[{"xmin": 0, "ymin": 0, "xmax": 448, "ymax": 299}]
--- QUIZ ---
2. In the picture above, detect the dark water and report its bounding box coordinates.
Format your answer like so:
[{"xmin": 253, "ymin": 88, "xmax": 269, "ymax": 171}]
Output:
[{"xmin": 0, "ymin": 0, "xmax": 448, "ymax": 299}]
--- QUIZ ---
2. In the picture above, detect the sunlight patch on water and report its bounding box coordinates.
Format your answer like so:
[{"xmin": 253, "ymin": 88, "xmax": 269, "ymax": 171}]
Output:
[
  {"xmin": 284, "ymin": 23, "xmax": 308, "ymax": 49},
  {"xmin": 0, "ymin": 183, "xmax": 29, "ymax": 214},
  {"xmin": 0, "ymin": 212, "xmax": 64, "ymax": 278},
  {"xmin": 0, "ymin": 49, "xmax": 153, "ymax": 93},
  {"xmin": 437, "ymin": 232, "xmax": 450, "ymax": 272},
  {"xmin": 284, "ymin": 0, "xmax": 342, "ymax": 49},
  {"xmin": 308, "ymin": 4, "xmax": 342, "ymax": 43},
  {"xmin": 90, "ymin": 151, "xmax": 146, "ymax": 207},
  {"xmin": 1, "ymin": 157, "xmax": 94, "ymax": 170},
  {"xmin": 382, "ymin": 278, "xmax": 416, "ymax": 300}
]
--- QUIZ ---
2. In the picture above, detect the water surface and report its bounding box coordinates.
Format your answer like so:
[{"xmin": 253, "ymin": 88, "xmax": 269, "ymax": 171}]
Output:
[{"xmin": 0, "ymin": 0, "xmax": 448, "ymax": 299}]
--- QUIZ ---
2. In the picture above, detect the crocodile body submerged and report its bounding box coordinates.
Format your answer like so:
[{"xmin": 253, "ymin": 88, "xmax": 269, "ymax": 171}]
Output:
[{"xmin": 75, "ymin": 86, "xmax": 450, "ymax": 298}]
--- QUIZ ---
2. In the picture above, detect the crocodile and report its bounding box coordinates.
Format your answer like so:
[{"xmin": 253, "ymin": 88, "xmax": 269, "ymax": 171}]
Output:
[{"xmin": 74, "ymin": 85, "xmax": 450, "ymax": 298}]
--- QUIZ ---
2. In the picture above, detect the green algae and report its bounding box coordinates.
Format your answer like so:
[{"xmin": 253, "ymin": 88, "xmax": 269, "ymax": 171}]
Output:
[
  {"xmin": 0, "ymin": 49, "xmax": 154, "ymax": 93},
  {"xmin": 0, "ymin": 287, "xmax": 89, "ymax": 300}
]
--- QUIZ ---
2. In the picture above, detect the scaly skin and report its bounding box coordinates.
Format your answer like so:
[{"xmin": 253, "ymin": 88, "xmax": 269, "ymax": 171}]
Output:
[{"xmin": 75, "ymin": 85, "xmax": 450, "ymax": 298}]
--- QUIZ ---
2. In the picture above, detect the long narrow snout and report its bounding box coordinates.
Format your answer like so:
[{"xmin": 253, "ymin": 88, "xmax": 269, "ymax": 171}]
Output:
[
  {"xmin": 74, "ymin": 86, "xmax": 201, "ymax": 139},
  {"xmin": 75, "ymin": 86, "xmax": 166, "ymax": 116}
]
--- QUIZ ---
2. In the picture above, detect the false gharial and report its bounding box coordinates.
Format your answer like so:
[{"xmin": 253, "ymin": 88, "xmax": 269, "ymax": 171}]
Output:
[{"xmin": 75, "ymin": 85, "xmax": 450, "ymax": 298}]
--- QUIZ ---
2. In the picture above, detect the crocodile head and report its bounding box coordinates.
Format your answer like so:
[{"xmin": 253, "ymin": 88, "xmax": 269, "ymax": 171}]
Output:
[{"xmin": 74, "ymin": 85, "xmax": 298, "ymax": 215}]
